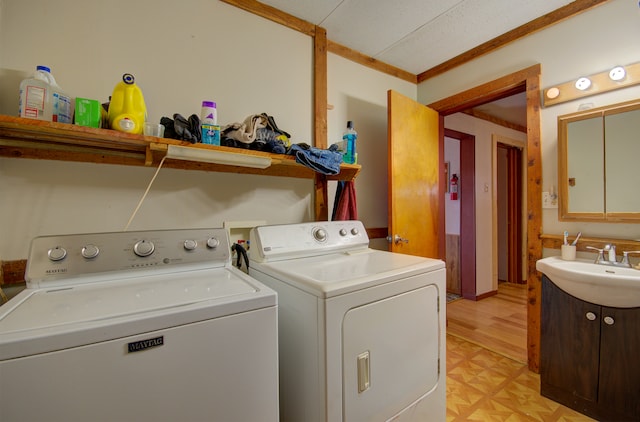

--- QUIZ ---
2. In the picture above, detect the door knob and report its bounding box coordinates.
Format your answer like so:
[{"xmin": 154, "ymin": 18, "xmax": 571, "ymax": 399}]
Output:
[{"xmin": 386, "ymin": 234, "xmax": 409, "ymax": 245}]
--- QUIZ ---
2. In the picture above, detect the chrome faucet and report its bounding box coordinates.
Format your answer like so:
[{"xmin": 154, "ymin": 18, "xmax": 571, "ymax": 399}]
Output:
[{"xmin": 586, "ymin": 244, "xmax": 640, "ymax": 268}]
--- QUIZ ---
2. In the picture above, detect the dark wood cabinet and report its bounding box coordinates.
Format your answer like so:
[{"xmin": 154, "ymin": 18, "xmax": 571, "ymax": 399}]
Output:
[{"xmin": 541, "ymin": 275, "xmax": 640, "ymax": 421}]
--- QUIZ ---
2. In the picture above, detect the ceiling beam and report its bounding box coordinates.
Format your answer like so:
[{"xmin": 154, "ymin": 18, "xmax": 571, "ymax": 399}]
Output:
[{"xmin": 417, "ymin": 0, "xmax": 612, "ymax": 83}]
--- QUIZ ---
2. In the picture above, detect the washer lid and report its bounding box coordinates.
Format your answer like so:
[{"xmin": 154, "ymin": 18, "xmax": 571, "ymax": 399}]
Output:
[
  {"xmin": 251, "ymin": 248, "xmax": 444, "ymax": 297},
  {"xmin": 0, "ymin": 267, "xmax": 265, "ymax": 335}
]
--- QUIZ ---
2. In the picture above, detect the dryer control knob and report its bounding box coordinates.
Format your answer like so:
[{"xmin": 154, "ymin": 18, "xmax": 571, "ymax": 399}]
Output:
[
  {"xmin": 351, "ymin": 227, "xmax": 359, "ymax": 236},
  {"xmin": 313, "ymin": 227, "xmax": 327, "ymax": 242},
  {"xmin": 133, "ymin": 240, "xmax": 155, "ymax": 257},
  {"xmin": 183, "ymin": 239, "xmax": 198, "ymax": 251},
  {"xmin": 339, "ymin": 229, "xmax": 348, "ymax": 236},
  {"xmin": 48, "ymin": 246, "xmax": 67, "ymax": 262},
  {"xmin": 207, "ymin": 237, "xmax": 220, "ymax": 249},
  {"xmin": 81, "ymin": 244, "xmax": 100, "ymax": 259}
]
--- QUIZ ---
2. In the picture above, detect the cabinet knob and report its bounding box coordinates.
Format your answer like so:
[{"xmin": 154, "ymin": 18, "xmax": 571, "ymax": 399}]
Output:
[
  {"xmin": 586, "ymin": 312, "xmax": 597, "ymax": 321},
  {"xmin": 604, "ymin": 316, "xmax": 615, "ymax": 325}
]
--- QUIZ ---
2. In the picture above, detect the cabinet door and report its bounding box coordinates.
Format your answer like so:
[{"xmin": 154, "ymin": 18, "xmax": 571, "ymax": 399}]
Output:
[
  {"xmin": 599, "ymin": 306, "xmax": 640, "ymax": 419},
  {"xmin": 541, "ymin": 276, "xmax": 600, "ymax": 401}
]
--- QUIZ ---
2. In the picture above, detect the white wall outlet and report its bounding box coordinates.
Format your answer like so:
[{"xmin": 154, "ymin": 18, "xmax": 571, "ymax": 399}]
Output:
[{"xmin": 542, "ymin": 191, "xmax": 557, "ymax": 209}]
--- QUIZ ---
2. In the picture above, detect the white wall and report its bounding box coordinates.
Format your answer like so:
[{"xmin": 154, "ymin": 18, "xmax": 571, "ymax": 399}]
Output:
[
  {"xmin": 444, "ymin": 113, "xmax": 526, "ymax": 295},
  {"xmin": 0, "ymin": 0, "xmax": 415, "ymax": 259},
  {"xmin": 326, "ymin": 53, "xmax": 416, "ymax": 250},
  {"xmin": 419, "ymin": 0, "xmax": 640, "ymax": 244}
]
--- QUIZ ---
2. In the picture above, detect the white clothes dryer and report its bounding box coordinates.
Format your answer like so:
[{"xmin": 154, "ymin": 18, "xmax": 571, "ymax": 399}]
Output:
[
  {"xmin": 0, "ymin": 228, "xmax": 278, "ymax": 422},
  {"xmin": 249, "ymin": 221, "xmax": 446, "ymax": 422}
]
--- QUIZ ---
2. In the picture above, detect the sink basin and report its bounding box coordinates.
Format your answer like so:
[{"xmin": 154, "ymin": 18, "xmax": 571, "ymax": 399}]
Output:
[{"xmin": 536, "ymin": 256, "xmax": 640, "ymax": 308}]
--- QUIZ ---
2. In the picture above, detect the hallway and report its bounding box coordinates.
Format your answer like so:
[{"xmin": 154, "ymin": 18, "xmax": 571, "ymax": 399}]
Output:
[{"xmin": 447, "ymin": 282, "xmax": 527, "ymax": 363}]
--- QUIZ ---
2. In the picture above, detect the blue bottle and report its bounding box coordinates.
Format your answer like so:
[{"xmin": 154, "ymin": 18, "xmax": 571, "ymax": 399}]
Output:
[{"xmin": 342, "ymin": 121, "xmax": 357, "ymax": 164}]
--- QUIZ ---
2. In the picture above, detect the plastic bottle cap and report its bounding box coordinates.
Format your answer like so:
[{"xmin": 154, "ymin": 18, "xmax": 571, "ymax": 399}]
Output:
[
  {"xmin": 347, "ymin": 120, "xmax": 353, "ymax": 129},
  {"xmin": 202, "ymin": 101, "xmax": 216, "ymax": 108},
  {"xmin": 36, "ymin": 65, "xmax": 51, "ymax": 73}
]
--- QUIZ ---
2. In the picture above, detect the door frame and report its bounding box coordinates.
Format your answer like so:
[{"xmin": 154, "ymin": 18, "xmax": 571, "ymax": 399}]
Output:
[
  {"xmin": 493, "ymin": 137, "xmax": 526, "ymax": 286},
  {"xmin": 444, "ymin": 128, "xmax": 476, "ymax": 300},
  {"xmin": 429, "ymin": 64, "xmax": 542, "ymax": 372}
]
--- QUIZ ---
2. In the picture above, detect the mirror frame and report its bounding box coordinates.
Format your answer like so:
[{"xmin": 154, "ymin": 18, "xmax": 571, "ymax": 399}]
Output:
[{"xmin": 558, "ymin": 98, "xmax": 640, "ymax": 222}]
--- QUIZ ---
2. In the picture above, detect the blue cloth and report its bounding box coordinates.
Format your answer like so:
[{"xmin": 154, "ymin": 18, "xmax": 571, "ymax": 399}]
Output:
[{"xmin": 288, "ymin": 144, "xmax": 343, "ymax": 175}]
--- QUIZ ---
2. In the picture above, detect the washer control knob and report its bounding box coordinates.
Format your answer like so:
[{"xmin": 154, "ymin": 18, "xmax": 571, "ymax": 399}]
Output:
[
  {"xmin": 133, "ymin": 240, "xmax": 155, "ymax": 257},
  {"xmin": 351, "ymin": 227, "xmax": 359, "ymax": 236},
  {"xmin": 183, "ymin": 239, "xmax": 198, "ymax": 251},
  {"xmin": 313, "ymin": 227, "xmax": 327, "ymax": 242},
  {"xmin": 81, "ymin": 244, "xmax": 100, "ymax": 259},
  {"xmin": 48, "ymin": 246, "xmax": 67, "ymax": 262},
  {"xmin": 339, "ymin": 229, "xmax": 348, "ymax": 236},
  {"xmin": 206, "ymin": 237, "xmax": 220, "ymax": 249}
]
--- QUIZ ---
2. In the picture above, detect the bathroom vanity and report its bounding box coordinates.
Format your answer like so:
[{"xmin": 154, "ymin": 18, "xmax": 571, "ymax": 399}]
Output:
[{"xmin": 540, "ymin": 274, "xmax": 640, "ymax": 421}]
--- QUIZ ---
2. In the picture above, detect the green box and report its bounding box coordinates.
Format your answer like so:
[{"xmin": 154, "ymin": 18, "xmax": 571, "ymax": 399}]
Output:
[{"xmin": 74, "ymin": 97, "xmax": 102, "ymax": 128}]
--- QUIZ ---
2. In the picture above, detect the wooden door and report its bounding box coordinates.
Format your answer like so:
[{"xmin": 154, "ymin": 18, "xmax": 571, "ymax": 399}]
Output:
[{"xmin": 387, "ymin": 90, "xmax": 441, "ymax": 258}]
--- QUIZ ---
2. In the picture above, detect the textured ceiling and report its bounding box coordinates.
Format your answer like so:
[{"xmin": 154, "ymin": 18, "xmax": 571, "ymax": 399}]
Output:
[
  {"xmin": 259, "ymin": 0, "xmax": 574, "ymax": 75},
  {"xmin": 258, "ymin": 0, "xmax": 577, "ymax": 127}
]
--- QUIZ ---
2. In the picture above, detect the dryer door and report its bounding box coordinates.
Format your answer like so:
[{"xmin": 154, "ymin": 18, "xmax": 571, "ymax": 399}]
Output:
[{"xmin": 342, "ymin": 283, "xmax": 440, "ymax": 421}]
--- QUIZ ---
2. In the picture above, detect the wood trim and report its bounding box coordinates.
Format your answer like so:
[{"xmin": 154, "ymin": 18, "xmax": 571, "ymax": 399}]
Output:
[
  {"xmin": 525, "ymin": 69, "xmax": 543, "ymax": 373},
  {"xmin": 1, "ymin": 260, "xmax": 26, "ymax": 286},
  {"xmin": 314, "ymin": 27, "xmax": 329, "ymax": 221},
  {"xmin": 432, "ymin": 65, "xmax": 543, "ymax": 372},
  {"xmin": 366, "ymin": 227, "xmax": 389, "ymax": 240},
  {"xmin": 327, "ymin": 40, "xmax": 417, "ymax": 84},
  {"xmin": 314, "ymin": 26, "xmax": 328, "ymax": 150},
  {"xmin": 541, "ymin": 234, "xmax": 640, "ymax": 252},
  {"xmin": 219, "ymin": 0, "xmax": 316, "ymax": 36},
  {"xmin": 417, "ymin": 0, "xmax": 611, "ymax": 82},
  {"xmin": 462, "ymin": 109, "xmax": 527, "ymax": 133},
  {"xmin": 428, "ymin": 64, "xmax": 540, "ymax": 114},
  {"xmin": 476, "ymin": 289, "xmax": 498, "ymax": 301}
]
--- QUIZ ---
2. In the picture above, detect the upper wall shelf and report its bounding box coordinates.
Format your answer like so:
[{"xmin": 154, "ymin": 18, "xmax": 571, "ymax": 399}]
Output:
[{"xmin": 0, "ymin": 115, "xmax": 360, "ymax": 181}]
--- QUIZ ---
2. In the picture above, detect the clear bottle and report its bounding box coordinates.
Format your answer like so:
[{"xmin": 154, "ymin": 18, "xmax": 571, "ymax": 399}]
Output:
[
  {"xmin": 200, "ymin": 100, "xmax": 220, "ymax": 145},
  {"xmin": 342, "ymin": 120, "xmax": 357, "ymax": 164},
  {"xmin": 19, "ymin": 65, "xmax": 54, "ymax": 121}
]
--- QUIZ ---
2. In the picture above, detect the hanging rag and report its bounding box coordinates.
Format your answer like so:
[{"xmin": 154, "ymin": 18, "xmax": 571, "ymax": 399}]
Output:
[
  {"xmin": 287, "ymin": 143, "xmax": 343, "ymax": 176},
  {"xmin": 333, "ymin": 180, "xmax": 358, "ymax": 220}
]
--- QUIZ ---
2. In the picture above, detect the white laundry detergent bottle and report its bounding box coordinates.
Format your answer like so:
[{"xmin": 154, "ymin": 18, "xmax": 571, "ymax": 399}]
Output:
[{"xmin": 18, "ymin": 65, "xmax": 73, "ymax": 123}]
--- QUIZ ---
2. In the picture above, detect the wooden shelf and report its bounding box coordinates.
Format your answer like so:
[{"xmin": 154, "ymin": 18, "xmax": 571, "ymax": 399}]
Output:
[{"xmin": 0, "ymin": 115, "xmax": 360, "ymax": 181}]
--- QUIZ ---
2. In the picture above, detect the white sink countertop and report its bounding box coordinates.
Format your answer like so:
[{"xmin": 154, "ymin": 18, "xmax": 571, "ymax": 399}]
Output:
[{"xmin": 536, "ymin": 256, "xmax": 640, "ymax": 308}]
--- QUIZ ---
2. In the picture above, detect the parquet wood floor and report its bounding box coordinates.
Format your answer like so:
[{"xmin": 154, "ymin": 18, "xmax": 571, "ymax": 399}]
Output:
[
  {"xmin": 446, "ymin": 283, "xmax": 595, "ymax": 421},
  {"xmin": 446, "ymin": 335, "xmax": 595, "ymax": 421}
]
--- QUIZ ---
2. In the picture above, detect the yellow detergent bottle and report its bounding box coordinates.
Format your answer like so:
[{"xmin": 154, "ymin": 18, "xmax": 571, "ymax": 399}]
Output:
[{"xmin": 107, "ymin": 73, "xmax": 146, "ymax": 134}]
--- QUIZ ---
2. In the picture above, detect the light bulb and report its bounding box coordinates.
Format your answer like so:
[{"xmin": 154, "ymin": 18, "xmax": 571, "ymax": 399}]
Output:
[
  {"xmin": 609, "ymin": 66, "xmax": 626, "ymax": 81},
  {"xmin": 575, "ymin": 77, "xmax": 591, "ymax": 91}
]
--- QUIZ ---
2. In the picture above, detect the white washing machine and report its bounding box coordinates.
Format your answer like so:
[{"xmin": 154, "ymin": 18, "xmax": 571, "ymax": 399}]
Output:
[
  {"xmin": 249, "ymin": 221, "xmax": 446, "ymax": 422},
  {"xmin": 0, "ymin": 228, "xmax": 278, "ymax": 422}
]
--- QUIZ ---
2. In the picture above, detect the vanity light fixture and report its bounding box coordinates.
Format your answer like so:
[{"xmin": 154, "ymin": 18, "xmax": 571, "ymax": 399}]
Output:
[
  {"xmin": 575, "ymin": 77, "xmax": 592, "ymax": 91},
  {"xmin": 165, "ymin": 144, "xmax": 272, "ymax": 169},
  {"xmin": 542, "ymin": 61, "xmax": 640, "ymax": 107},
  {"xmin": 609, "ymin": 66, "xmax": 626, "ymax": 81}
]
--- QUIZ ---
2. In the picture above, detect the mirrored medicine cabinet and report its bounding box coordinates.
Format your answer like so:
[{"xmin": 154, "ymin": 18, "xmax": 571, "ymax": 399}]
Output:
[{"xmin": 558, "ymin": 98, "xmax": 640, "ymax": 222}]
